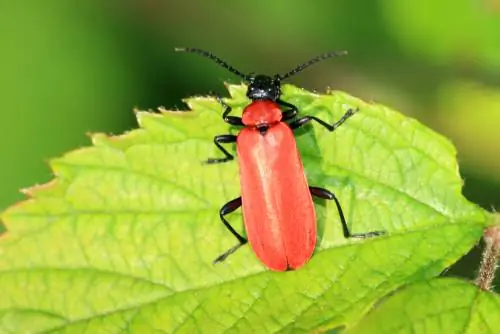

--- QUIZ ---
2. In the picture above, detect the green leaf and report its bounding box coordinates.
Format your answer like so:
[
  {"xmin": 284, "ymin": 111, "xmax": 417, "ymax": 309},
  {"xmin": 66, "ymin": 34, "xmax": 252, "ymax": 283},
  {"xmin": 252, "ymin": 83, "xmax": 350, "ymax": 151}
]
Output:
[
  {"xmin": 0, "ymin": 85, "xmax": 492, "ymax": 333},
  {"xmin": 346, "ymin": 278, "xmax": 500, "ymax": 333}
]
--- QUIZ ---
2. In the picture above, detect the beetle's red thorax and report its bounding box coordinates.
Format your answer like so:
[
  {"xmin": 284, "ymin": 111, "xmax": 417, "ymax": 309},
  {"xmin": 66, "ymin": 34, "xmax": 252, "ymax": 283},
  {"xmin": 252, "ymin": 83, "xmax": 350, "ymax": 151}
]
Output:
[{"xmin": 242, "ymin": 100, "xmax": 282, "ymax": 127}]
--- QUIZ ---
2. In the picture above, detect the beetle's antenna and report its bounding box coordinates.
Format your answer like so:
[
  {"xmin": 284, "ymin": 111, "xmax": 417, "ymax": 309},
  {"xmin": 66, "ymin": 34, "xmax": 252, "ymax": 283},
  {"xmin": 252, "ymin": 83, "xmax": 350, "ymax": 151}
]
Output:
[
  {"xmin": 175, "ymin": 47, "xmax": 249, "ymax": 80},
  {"xmin": 278, "ymin": 50, "xmax": 348, "ymax": 80}
]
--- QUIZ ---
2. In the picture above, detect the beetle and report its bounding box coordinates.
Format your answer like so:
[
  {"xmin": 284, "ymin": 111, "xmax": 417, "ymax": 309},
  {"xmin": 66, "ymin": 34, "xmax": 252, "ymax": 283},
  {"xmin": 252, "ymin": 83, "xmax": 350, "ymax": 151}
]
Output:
[{"xmin": 176, "ymin": 47, "xmax": 384, "ymax": 271}]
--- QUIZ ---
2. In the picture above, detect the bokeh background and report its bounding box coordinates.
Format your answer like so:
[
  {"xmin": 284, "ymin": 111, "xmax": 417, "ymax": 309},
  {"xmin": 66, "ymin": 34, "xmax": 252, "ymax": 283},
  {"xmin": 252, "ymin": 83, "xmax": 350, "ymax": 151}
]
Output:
[{"xmin": 1, "ymin": 1, "xmax": 499, "ymax": 285}]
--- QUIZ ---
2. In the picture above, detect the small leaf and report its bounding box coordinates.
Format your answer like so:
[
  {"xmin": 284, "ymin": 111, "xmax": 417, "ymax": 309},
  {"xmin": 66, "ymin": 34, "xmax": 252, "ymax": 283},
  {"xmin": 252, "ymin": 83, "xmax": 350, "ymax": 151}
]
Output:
[
  {"xmin": 0, "ymin": 85, "xmax": 492, "ymax": 333},
  {"xmin": 346, "ymin": 278, "xmax": 500, "ymax": 334}
]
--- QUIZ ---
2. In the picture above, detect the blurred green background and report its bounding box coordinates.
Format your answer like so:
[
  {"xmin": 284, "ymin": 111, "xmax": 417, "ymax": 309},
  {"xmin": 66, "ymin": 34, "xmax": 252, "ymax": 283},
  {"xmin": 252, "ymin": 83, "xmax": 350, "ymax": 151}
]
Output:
[{"xmin": 1, "ymin": 1, "xmax": 499, "ymax": 284}]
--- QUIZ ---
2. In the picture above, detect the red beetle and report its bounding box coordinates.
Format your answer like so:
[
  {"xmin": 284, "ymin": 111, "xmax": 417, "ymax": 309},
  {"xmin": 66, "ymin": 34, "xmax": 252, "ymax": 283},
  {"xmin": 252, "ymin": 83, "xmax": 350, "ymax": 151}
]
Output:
[{"xmin": 177, "ymin": 48, "xmax": 384, "ymax": 271}]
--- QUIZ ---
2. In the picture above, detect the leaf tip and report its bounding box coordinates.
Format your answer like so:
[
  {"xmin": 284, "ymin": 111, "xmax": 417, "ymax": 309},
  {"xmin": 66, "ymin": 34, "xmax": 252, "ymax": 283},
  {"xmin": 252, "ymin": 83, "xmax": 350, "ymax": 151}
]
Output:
[
  {"xmin": 84, "ymin": 131, "xmax": 109, "ymax": 146},
  {"xmin": 156, "ymin": 106, "xmax": 168, "ymax": 113},
  {"xmin": 226, "ymin": 83, "xmax": 247, "ymax": 99}
]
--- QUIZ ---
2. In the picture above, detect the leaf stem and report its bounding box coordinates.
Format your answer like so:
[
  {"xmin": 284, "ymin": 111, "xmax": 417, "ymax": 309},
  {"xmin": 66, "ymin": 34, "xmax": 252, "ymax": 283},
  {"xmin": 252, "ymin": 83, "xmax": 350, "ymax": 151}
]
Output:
[{"xmin": 475, "ymin": 218, "xmax": 500, "ymax": 291}]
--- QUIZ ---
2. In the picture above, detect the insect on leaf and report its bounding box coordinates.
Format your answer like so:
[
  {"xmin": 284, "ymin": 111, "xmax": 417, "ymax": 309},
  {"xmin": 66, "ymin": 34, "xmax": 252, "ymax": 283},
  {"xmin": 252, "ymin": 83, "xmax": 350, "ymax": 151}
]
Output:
[{"xmin": 0, "ymin": 85, "xmax": 493, "ymax": 333}]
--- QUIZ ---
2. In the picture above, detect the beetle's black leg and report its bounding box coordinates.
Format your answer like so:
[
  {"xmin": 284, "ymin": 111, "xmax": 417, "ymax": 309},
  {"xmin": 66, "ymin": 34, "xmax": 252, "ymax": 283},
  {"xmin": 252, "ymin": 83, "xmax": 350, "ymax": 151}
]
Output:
[
  {"xmin": 309, "ymin": 186, "xmax": 385, "ymax": 238},
  {"xmin": 214, "ymin": 95, "xmax": 244, "ymax": 126},
  {"xmin": 214, "ymin": 197, "xmax": 248, "ymax": 264},
  {"xmin": 205, "ymin": 134, "xmax": 237, "ymax": 164},
  {"xmin": 289, "ymin": 108, "xmax": 358, "ymax": 132},
  {"xmin": 277, "ymin": 99, "xmax": 298, "ymax": 121}
]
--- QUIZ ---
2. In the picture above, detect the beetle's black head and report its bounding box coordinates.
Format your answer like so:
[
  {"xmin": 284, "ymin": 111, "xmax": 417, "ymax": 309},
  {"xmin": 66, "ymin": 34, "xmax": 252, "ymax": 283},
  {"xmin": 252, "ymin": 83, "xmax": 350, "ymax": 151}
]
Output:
[
  {"xmin": 175, "ymin": 47, "xmax": 348, "ymax": 99},
  {"xmin": 246, "ymin": 75, "xmax": 281, "ymax": 101}
]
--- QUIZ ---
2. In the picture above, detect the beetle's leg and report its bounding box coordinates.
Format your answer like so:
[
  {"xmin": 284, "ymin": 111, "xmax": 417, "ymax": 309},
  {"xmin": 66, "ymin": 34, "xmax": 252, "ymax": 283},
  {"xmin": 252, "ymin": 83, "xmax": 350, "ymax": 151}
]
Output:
[
  {"xmin": 214, "ymin": 197, "xmax": 248, "ymax": 264},
  {"xmin": 289, "ymin": 108, "xmax": 358, "ymax": 132},
  {"xmin": 309, "ymin": 186, "xmax": 385, "ymax": 238},
  {"xmin": 212, "ymin": 94, "xmax": 244, "ymax": 126},
  {"xmin": 205, "ymin": 134, "xmax": 237, "ymax": 164},
  {"xmin": 276, "ymin": 99, "xmax": 298, "ymax": 121}
]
